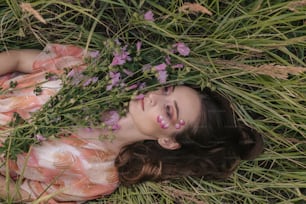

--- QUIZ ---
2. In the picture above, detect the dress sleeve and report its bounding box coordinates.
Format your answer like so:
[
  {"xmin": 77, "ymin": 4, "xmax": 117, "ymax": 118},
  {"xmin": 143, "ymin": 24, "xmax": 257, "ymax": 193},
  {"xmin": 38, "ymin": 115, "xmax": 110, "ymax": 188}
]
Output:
[
  {"xmin": 0, "ymin": 44, "xmax": 88, "ymax": 125},
  {"xmin": 32, "ymin": 44, "xmax": 87, "ymax": 74}
]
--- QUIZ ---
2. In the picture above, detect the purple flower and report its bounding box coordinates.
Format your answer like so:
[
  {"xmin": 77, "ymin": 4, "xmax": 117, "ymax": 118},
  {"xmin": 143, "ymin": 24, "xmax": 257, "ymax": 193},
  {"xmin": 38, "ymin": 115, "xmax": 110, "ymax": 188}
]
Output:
[
  {"xmin": 67, "ymin": 69, "xmax": 85, "ymax": 85},
  {"xmin": 111, "ymin": 124, "xmax": 120, "ymax": 131},
  {"xmin": 123, "ymin": 69, "xmax": 134, "ymax": 76},
  {"xmin": 138, "ymin": 82, "xmax": 146, "ymax": 90},
  {"xmin": 144, "ymin": 10, "xmax": 154, "ymax": 21},
  {"xmin": 67, "ymin": 69, "xmax": 77, "ymax": 78},
  {"xmin": 101, "ymin": 111, "xmax": 120, "ymax": 130},
  {"xmin": 157, "ymin": 70, "xmax": 168, "ymax": 84},
  {"xmin": 35, "ymin": 134, "xmax": 46, "ymax": 142},
  {"xmin": 106, "ymin": 71, "xmax": 121, "ymax": 90},
  {"xmin": 173, "ymin": 42, "xmax": 190, "ymax": 56},
  {"xmin": 142, "ymin": 64, "xmax": 152, "ymax": 72},
  {"xmin": 134, "ymin": 94, "xmax": 145, "ymax": 100},
  {"xmin": 154, "ymin": 63, "xmax": 167, "ymax": 71},
  {"xmin": 83, "ymin": 79, "xmax": 91, "ymax": 87},
  {"xmin": 136, "ymin": 41, "xmax": 142, "ymax": 53},
  {"xmin": 89, "ymin": 50, "xmax": 100, "ymax": 58},
  {"xmin": 172, "ymin": 64, "xmax": 184, "ymax": 69},
  {"xmin": 110, "ymin": 46, "xmax": 131, "ymax": 66},
  {"xmin": 126, "ymin": 84, "xmax": 138, "ymax": 90},
  {"xmin": 106, "ymin": 84, "xmax": 113, "ymax": 91},
  {"xmin": 114, "ymin": 39, "xmax": 121, "ymax": 45},
  {"xmin": 111, "ymin": 72, "xmax": 121, "ymax": 85},
  {"xmin": 83, "ymin": 77, "xmax": 99, "ymax": 87},
  {"xmin": 165, "ymin": 55, "xmax": 171, "ymax": 65}
]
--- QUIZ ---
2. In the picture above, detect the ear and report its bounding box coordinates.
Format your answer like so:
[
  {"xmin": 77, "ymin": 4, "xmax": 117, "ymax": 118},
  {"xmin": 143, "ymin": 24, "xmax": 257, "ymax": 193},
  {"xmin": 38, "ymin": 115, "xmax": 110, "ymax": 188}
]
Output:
[{"xmin": 157, "ymin": 137, "xmax": 181, "ymax": 150}]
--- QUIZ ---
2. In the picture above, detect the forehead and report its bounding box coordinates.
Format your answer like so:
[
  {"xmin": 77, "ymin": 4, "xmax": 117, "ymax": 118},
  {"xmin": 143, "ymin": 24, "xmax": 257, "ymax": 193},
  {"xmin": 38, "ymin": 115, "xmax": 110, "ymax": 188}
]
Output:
[{"xmin": 172, "ymin": 86, "xmax": 201, "ymax": 125}]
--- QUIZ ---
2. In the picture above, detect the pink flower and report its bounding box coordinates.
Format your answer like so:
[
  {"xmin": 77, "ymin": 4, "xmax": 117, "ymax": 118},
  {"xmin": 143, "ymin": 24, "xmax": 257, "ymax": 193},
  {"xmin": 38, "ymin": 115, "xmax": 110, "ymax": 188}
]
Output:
[
  {"xmin": 106, "ymin": 72, "xmax": 121, "ymax": 90},
  {"xmin": 144, "ymin": 10, "xmax": 154, "ymax": 21},
  {"xmin": 173, "ymin": 42, "xmax": 190, "ymax": 56},
  {"xmin": 172, "ymin": 64, "xmax": 184, "ymax": 69},
  {"xmin": 134, "ymin": 94, "xmax": 145, "ymax": 100},
  {"xmin": 114, "ymin": 39, "xmax": 121, "ymax": 45},
  {"xmin": 111, "ymin": 46, "xmax": 131, "ymax": 66},
  {"xmin": 138, "ymin": 82, "xmax": 146, "ymax": 90},
  {"xmin": 126, "ymin": 84, "xmax": 138, "ymax": 90},
  {"xmin": 165, "ymin": 55, "xmax": 171, "ymax": 65},
  {"xmin": 67, "ymin": 69, "xmax": 84, "ymax": 85},
  {"xmin": 89, "ymin": 50, "xmax": 100, "ymax": 58},
  {"xmin": 154, "ymin": 63, "xmax": 167, "ymax": 71},
  {"xmin": 142, "ymin": 64, "xmax": 152, "ymax": 72},
  {"xmin": 110, "ymin": 72, "xmax": 121, "ymax": 85},
  {"xmin": 67, "ymin": 69, "xmax": 77, "ymax": 78},
  {"xmin": 123, "ymin": 69, "xmax": 134, "ymax": 76},
  {"xmin": 136, "ymin": 41, "xmax": 142, "ymax": 53},
  {"xmin": 111, "ymin": 124, "xmax": 120, "ymax": 131},
  {"xmin": 106, "ymin": 84, "xmax": 113, "ymax": 91},
  {"xmin": 157, "ymin": 70, "xmax": 168, "ymax": 84},
  {"xmin": 35, "ymin": 134, "xmax": 46, "ymax": 142},
  {"xmin": 83, "ymin": 77, "xmax": 99, "ymax": 87},
  {"xmin": 101, "ymin": 111, "xmax": 120, "ymax": 130}
]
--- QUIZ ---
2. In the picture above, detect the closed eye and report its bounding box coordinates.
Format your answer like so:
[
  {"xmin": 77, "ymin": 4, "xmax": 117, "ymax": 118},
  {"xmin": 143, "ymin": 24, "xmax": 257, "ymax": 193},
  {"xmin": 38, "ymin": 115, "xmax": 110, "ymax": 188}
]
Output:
[{"xmin": 165, "ymin": 104, "xmax": 173, "ymax": 119}]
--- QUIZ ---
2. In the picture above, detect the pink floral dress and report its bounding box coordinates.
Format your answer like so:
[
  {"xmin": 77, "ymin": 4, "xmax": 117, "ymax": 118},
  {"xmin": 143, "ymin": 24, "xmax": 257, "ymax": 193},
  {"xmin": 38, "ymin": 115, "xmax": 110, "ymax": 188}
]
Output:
[{"xmin": 0, "ymin": 44, "xmax": 119, "ymax": 203}]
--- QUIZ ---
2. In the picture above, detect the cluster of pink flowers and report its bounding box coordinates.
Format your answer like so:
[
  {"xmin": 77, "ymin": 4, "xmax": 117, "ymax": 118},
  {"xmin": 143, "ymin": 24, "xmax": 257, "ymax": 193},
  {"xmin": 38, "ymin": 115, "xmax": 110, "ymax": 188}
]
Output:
[
  {"xmin": 101, "ymin": 110, "xmax": 120, "ymax": 130},
  {"xmin": 110, "ymin": 45, "xmax": 131, "ymax": 66},
  {"xmin": 67, "ymin": 10, "xmax": 191, "ymax": 132},
  {"xmin": 67, "ymin": 69, "xmax": 99, "ymax": 87},
  {"xmin": 106, "ymin": 71, "xmax": 121, "ymax": 90},
  {"xmin": 108, "ymin": 41, "xmax": 190, "ymax": 86}
]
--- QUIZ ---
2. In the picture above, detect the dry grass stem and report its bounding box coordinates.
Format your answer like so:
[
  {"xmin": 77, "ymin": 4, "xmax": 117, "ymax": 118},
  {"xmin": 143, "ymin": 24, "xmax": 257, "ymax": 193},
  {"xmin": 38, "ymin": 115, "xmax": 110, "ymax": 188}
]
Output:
[
  {"xmin": 162, "ymin": 185, "xmax": 208, "ymax": 204},
  {"xmin": 20, "ymin": 3, "xmax": 46, "ymax": 24},
  {"xmin": 287, "ymin": 0, "xmax": 306, "ymax": 12},
  {"xmin": 256, "ymin": 64, "xmax": 305, "ymax": 79},
  {"xmin": 178, "ymin": 2, "xmax": 212, "ymax": 16},
  {"xmin": 214, "ymin": 60, "xmax": 305, "ymax": 79}
]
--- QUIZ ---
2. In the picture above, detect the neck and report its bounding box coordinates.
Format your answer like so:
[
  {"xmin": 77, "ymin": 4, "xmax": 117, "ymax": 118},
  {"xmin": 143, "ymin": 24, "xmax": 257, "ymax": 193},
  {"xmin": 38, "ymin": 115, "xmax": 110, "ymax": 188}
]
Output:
[{"xmin": 102, "ymin": 113, "xmax": 154, "ymax": 153}]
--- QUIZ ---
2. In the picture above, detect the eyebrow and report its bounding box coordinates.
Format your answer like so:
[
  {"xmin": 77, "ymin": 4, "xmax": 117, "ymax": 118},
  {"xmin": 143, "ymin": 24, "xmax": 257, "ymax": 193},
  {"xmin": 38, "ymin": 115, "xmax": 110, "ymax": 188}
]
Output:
[{"xmin": 174, "ymin": 100, "xmax": 179, "ymax": 121}]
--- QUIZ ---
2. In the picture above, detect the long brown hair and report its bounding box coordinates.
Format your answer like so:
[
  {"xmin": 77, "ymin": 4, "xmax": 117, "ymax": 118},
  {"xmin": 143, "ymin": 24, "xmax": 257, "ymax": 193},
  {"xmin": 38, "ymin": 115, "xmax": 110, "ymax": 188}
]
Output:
[{"xmin": 115, "ymin": 87, "xmax": 264, "ymax": 185}]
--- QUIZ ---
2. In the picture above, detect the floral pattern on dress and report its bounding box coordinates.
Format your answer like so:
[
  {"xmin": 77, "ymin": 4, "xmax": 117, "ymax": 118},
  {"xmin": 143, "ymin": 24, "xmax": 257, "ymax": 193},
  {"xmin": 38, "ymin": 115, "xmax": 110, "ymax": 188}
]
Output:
[{"xmin": 0, "ymin": 44, "xmax": 119, "ymax": 203}]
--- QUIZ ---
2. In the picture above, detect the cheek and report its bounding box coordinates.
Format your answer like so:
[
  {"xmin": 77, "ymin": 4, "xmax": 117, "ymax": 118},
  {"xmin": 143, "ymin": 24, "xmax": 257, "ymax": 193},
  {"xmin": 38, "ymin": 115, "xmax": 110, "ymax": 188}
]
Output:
[{"xmin": 129, "ymin": 105, "xmax": 160, "ymax": 135}]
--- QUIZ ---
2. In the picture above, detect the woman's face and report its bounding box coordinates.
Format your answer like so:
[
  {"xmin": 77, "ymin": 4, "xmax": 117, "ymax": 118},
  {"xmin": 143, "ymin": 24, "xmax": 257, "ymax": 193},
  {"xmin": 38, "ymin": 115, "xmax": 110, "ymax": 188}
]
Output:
[{"xmin": 128, "ymin": 85, "xmax": 202, "ymax": 146}]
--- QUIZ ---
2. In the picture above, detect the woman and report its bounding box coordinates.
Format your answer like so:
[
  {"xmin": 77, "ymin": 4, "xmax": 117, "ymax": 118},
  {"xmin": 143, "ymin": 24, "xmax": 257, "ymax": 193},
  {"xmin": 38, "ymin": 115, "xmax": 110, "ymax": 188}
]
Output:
[{"xmin": 0, "ymin": 44, "xmax": 264, "ymax": 203}]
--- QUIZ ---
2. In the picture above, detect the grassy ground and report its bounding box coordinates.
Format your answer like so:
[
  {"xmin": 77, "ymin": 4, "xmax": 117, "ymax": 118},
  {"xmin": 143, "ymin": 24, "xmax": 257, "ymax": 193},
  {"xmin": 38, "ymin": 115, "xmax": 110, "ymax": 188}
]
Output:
[{"xmin": 0, "ymin": 0, "xmax": 305, "ymax": 203}]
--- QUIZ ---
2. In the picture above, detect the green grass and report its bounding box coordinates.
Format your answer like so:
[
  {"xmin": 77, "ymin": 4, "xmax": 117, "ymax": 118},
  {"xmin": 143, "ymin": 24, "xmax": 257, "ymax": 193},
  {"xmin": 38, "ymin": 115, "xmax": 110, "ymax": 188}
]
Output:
[{"xmin": 1, "ymin": 0, "xmax": 306, "ymax": 203}]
